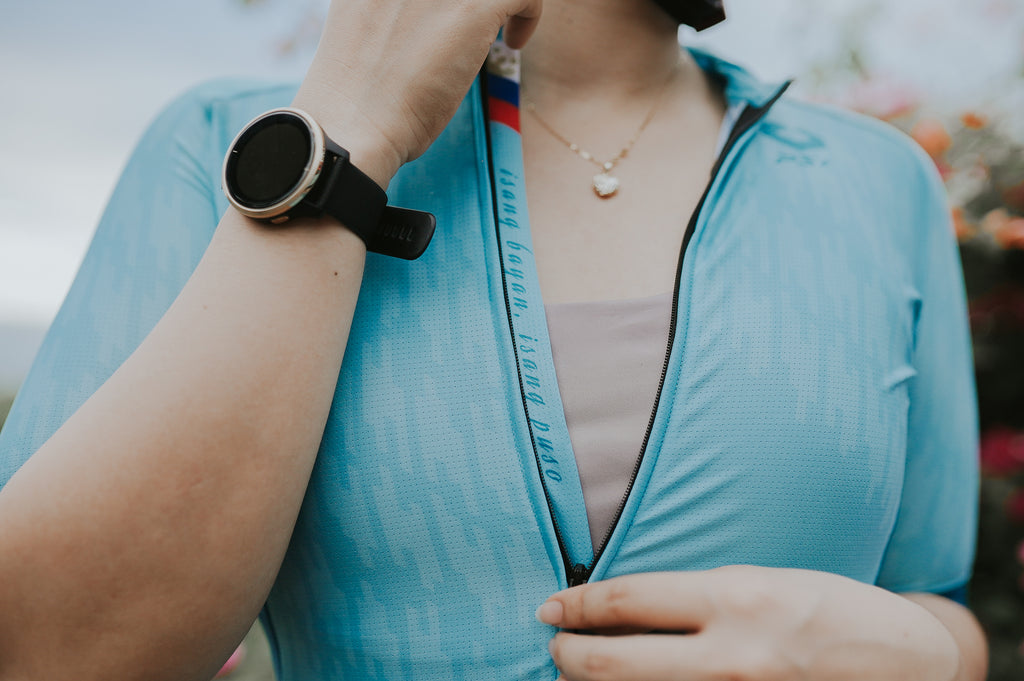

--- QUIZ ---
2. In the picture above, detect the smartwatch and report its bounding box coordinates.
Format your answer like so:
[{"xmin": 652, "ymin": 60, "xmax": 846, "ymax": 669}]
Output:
[{"xmin": 222, "ymin": 107, "xmax": 436, "ymax": 260}]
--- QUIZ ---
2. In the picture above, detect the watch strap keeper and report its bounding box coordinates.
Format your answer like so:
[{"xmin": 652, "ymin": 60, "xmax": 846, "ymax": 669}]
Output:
[{"xmin": 317, "ymin": 141, "xmax": 436, "ymax": 260}]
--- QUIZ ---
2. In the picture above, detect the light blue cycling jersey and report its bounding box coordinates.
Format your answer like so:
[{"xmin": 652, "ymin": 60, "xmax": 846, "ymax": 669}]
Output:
[{"xmin": 0, "ymin": 46, "xmax": 977, "ymax": 680}]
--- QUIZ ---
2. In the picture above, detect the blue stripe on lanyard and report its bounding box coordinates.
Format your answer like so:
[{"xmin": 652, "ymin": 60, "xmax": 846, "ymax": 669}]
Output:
[
  {"xmin": 487, "ymin": 72, "xmax": 519, "ymax": 106},
  {"xmin": 486, "ymin": 46, "xmax": 595, "ymax": 569}
]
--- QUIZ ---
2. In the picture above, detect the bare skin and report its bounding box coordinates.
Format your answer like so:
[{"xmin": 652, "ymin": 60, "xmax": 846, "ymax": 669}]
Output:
[
  {"xmin": 0, "ymin": 2, "xmax": 539, "ymax": 679},
  {"xmin": 520, "ymin": 0, "xmax": 726, "ymax": 303},
  {"xmin": 0, "ymin": 0, "xmax": 987, "ymax": 679},
  {"xmin": 539, "ymin": 569, "xmax": 987, "ymax": 681}
]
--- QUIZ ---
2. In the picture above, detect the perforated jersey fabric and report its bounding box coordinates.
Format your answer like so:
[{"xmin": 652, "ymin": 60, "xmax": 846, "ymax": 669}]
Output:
[
  {"xmin": 0, "ymin": 49, "xmax": 978, "ymax": 680},
  {"xmin": 544, "ymin": 101, "xmax": 741, "ymax": 555}
]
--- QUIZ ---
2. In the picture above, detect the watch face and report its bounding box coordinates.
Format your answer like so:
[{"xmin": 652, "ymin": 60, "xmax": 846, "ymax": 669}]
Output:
[{"xmin": 224, "ymin": 109, "xmax": 323, "ymax": 216}]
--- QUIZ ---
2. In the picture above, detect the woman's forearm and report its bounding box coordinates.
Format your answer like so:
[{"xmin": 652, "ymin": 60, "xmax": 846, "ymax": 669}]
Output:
[
  {"xmin": 0, "ymin": 1, "xmax": 544, "ymax": 677},
  {"xmin": 902, "ymin": 593, "xmax": 988, "ymax": 681},
  {"xmin": 0, "ymin": 209, "xmax": 366, "ymax": 681}
]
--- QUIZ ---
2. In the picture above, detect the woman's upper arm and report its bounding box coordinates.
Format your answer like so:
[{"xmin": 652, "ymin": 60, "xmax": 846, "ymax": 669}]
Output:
[
  {"xmin": 0, "ymin": 81, "xmax": 286, "ymax": 485},
  {"xmin": 875, "ymin": 150, "xmax": 979, "ymax": 599}
]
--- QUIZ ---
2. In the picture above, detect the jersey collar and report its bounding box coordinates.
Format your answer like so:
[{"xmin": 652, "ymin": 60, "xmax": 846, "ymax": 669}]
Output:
[{"xmin": 687, "ymin": 47, "xmax": 792, "ymax": 108}]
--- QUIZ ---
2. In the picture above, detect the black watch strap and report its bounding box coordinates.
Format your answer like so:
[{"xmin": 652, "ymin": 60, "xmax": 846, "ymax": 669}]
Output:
[
  {"xmin": 316, "ymin": 141, "xmax": 436, "ymax": 260},
  {"xmin": 365, "ymin": 206, "xmax": 438, "ymax": 260}
]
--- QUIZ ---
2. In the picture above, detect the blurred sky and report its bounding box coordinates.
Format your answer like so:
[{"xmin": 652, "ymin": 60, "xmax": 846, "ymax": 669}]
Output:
[{"xmin": 1, "ymin": 0, "xmax": 1022, "ymax": 333}]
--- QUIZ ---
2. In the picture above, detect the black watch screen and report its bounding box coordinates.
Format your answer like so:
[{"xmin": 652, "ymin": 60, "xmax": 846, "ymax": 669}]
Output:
[{"xmin": 225, "ymin": 112, "xmax": 313, "ymax": 208}]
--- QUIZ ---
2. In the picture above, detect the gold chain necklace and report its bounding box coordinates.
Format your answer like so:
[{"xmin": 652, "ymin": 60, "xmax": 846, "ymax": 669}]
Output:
[{"xmin": 522, "ymin": 69, "xmax": 678, "ymax": 198}]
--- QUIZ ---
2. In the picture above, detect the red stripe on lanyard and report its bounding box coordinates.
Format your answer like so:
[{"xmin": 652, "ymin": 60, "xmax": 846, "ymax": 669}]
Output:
[{"xmin": 488, "ymin": 97, "xmax": 520, "ymax": 133}]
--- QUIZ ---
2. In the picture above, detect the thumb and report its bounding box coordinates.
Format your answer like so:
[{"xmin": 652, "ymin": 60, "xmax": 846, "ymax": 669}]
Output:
[{"xmin": 503, "ymin": 0, "xmax": 542, "ymax": 49}]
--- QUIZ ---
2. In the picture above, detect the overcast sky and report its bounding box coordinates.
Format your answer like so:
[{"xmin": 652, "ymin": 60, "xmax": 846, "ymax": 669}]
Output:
[
  {"xmin": 1, "ymin": 0, "xmax": 1022, "ymax": 331},
  {"xmin": 0, "ymin": 0, "xmax": 325, "ymax": 329}
]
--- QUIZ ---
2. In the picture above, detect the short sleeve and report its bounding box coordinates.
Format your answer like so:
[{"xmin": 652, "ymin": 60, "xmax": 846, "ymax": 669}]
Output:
[
  {"xmin": 0, "ymin": 84, "xmax": 228, "ymax": 486},
  {"xmin": 875, "ymin": 151, "xmax": 979, "ymax": 598}
]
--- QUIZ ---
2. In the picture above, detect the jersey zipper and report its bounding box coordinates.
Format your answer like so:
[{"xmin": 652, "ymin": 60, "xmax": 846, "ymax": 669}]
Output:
[
  {"xmin": 483, "ymin": 74, "xmax": 792, "ymax": 588},
  {"xmin": 584, "ymin": 82, "xmax": 793, "ymax": 583}
]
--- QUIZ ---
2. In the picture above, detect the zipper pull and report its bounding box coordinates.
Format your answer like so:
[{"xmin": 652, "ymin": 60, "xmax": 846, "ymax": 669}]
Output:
[{"xmin": 567, "ymin": 563, "xmax": 589, "ymax": 588}]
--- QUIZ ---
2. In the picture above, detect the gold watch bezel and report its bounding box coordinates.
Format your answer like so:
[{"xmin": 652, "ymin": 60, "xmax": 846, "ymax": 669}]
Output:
[{"xmin": 221, "ymin": 107, "xmax": 327, "ymax": 222}]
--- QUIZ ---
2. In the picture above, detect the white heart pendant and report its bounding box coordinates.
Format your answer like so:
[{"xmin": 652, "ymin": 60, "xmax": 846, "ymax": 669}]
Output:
[{"xmin": 592, "ymin": 173, "xmax": 620, "ymax": 198}]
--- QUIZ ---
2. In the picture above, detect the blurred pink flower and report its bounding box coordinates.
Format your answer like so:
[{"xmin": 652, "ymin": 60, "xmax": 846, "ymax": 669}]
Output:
[
  {"xmin": 214, "ymin": 644, "xmax": 246, "ymax": 678},
  {"xmin": 840, "ymin": 77, "xmax": 919, "ymax": 121},
  {"xmin": 970, "ymin": 287, "xmax": 1024, "ymax": 330},
  {"xmin": 983, "ymin": 0, "xmax": 1018, "ymax": 20},
  {"xmin": 1008, "ymin": 489, "xmax": 1024, "ymax": 523},
  {"xmin": 980, "ymin": 427, "xmax": 1024, "ymax": 476}
]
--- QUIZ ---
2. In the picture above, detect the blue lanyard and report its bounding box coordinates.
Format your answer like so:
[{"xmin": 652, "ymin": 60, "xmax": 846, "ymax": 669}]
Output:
[{"xmin": 484, "ymin": 42, "xmax": 595, "ymax": 570}]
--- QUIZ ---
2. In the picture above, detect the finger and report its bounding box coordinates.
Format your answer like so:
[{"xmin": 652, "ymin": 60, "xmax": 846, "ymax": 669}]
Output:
[
  {"xmin": 550, "ymin": 632, "xmax": 709, "ymax": 681},
  {"xmin": 580, "ymin": 625, "xmax": 654, "ymax": 636},
  {"xmin": 503, "ymin": 0, "xmax": 543, "ymax": 49},
  {"xmin": 538, "ymin": 572, "xmax": 714, "ymax": 631}
]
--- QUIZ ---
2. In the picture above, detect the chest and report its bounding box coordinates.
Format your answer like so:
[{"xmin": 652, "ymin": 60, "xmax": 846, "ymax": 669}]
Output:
[
  {"xmin": 261, "ymin": 92, "xmax": 921, "ymax": 679},
  {"xmin": 520, "ymin": 94, "xmax": 721, "ymax": 304}
]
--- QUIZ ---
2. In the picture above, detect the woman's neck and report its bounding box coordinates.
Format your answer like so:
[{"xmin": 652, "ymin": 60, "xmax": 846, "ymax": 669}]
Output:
[{"xmin": 519, "ymin": 0, "xmax": 687, "ymax": 104}]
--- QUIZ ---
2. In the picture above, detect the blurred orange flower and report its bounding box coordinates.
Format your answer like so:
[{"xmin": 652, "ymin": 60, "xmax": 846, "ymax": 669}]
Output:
[
  {"xmin": 995, "ymin": 217, "xmax": 1024, "ymax": 249},
  {"xmin": 910, "ymin": 119, "xmax": 952, "ymax": 160},
  {"xmin": 952, "ymin": 207, "xmax": 976, "ymax": 240},
  {"xmin": 982, "ymin": 208, "xmax": 1012, "ymax": 234},
  {"xmin": 961, "ymin": 112, "xmax": 988, "ymax": 129},
  {"xmin": 980, "ymin": 208, "xmax": 1024, "ymax": 248}
]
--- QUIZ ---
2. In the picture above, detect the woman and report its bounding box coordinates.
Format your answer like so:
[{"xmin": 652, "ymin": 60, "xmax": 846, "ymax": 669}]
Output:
[{"xmin": 0, "ymin": 0, "xmax": 988, "ymax": 679}]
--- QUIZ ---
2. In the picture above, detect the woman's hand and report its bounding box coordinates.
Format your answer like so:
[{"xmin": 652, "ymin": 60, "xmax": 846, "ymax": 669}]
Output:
[
  {"xmin": 537, "ymin": 566, "xmax": 965, "ymax": 681},
  {"xmin": 294, "ymin": 0, "xmax": 542, "ymax": 187}
]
